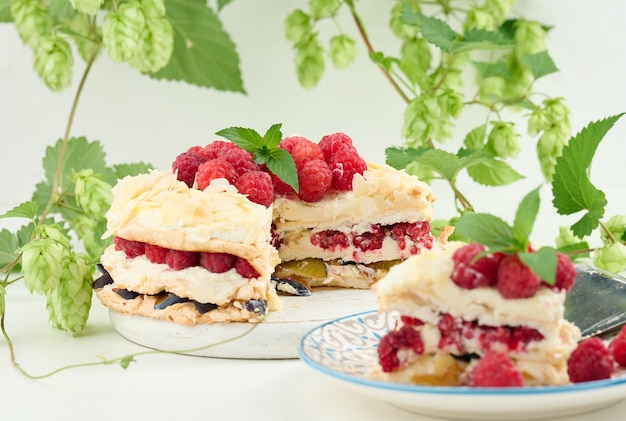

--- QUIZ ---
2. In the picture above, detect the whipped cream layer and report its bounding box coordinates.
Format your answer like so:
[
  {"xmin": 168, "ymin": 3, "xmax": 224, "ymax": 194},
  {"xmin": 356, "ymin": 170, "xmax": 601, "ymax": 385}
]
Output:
[{"xmin": 273, "ymin": 162, "xmax": 435, "ymax": 233}]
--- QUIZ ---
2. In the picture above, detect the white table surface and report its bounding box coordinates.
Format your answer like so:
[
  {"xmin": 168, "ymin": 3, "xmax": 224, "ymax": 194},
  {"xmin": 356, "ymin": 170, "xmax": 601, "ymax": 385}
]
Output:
[{"xmin": 1, "ymin": 282, "xmax": 626, "ymax": 421}]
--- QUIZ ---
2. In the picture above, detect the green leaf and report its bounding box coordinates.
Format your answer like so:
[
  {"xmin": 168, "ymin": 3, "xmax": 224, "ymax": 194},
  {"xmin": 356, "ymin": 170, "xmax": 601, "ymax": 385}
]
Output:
[
  {"xmin": 0, "ymin": 201, "xmax": 39, "ymax": 220},
  {"xmin": 263, "ymin": 123, "xmax": 283, "ymax": 148},
  {"xmin": 522, "ymin": 51, "xmax": 558, "ymax": 79},
  {"xmin": 454, "ymin": 213, "xmax": 517, "ymax": 250},
  {"xmin": 216, "ymin": 0, "xmax": 235, "ymax": 11},
  {"xmin": 48, "ymin": 0, "xmax": 77, "ymax": 23},
  {"xmin": 0, "ymin": 229, "xmax": 19, "ymax": 268},
  {"xmin": 216, "ymin": 127, "xmax": 264, "ymax": 152},
  {"xmin": 149, "ymin": 0, "xmax": 244, "ymax": 92},
  {"xmin": 473, "ymin": 60, "xmax": 511, "ymax": 79},
  {"xmin": 112, "ymin": 162, "xmax": 154, "ymax": 181},
  {"xmin": 266, "ymin": 149, "xmax": 299, "ymax": 192},
  {"xmin": 466, "ymin": 159, "xmax": 524, "ymax": 186},
  {"xmin": 402, "ymin": 10, "xmax": 457, "ymax": 53},
  {"xmin": 385, "ymin": 146, "xmax": 425, "ymax": 170},
  {"xmin": 463, "ymin": 124, "xmax": 487, "ymax": 149},
  {"xmin": 551, "ymin": 113, "xmax": 624, "ymax": 237},
  {"xmin": 512, "ymin": 187, "xmax": 541, "ymax": 243},
  {"xmin": 0, "ymin": 0, "xmax": 11, "ymax": 22},
  {"xmin": 518, "ymin": 247, "xmax": 558, "ymax": 285},
  {"xmin": 452, "ymin": 28, "xmax": 513, "ymax": 53},
  {"xmin": 119, "ymin": 355, "xmax": 136, "ymax": 369}
]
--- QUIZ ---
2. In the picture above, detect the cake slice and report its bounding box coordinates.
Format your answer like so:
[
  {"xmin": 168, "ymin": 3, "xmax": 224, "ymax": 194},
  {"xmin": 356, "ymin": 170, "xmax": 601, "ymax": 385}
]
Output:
[{"xmin": 371, "ymin": 241, "xmax": 581, "ymax": 386}]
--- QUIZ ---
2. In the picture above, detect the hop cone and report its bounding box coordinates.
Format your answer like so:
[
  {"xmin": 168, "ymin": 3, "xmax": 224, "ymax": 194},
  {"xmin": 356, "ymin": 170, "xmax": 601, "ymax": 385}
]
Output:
[
  {"xmin": 308, "ymin": 0, "xmax": 340, "ymax": 19},
  {"xmin": 328, "ymin": 35, "xmax": 357, "ymax": 70},
  {"xmin": 138, "ymin": 0, "xmax": 166, "ymax": 18},
  {"xmin": 487, "ymin": 121, "xmax": 520, "ymax": 158},
  {"xmin": 295, "ymin": 34, "xmax": 325, "ymax": 89},
  {"xmin": 102, "ymin": 2, "xmax": 146, "ymax": 63},
  {"xmin": 601, "ymin": 215, "xmax": 626, "ymax": 245},
  {"xmin": 10, "ymin": 0, "xmax": 51, "ymax": 49},
  {"xmin": 73, "ymin": 169, "xmax": 113, "ymax": 219},
  {"xmin": 46, "ymin": 254, "xmax": 93, "ymax": 335},
  {"xmin": 21, "ymin": 238, "xmax": 65, "ymax": 295},
  {"xmin": 284, "ymin": 9, "xmax": 311, "ymax": 45},
  {"xmin": 69, "ymin": 0, "xmax": 103, "ymax": 16},
  {"xmin": 390, "ymin": 1, "xmax": 420, "ymax": 39},
  {"xmin": 33, "ymin": 35, "xmax": 74, "ymax": 91},
  {"xmin": 536, "ymin": 129, "xmax": 566, "ymax": 181},
  {"xmin": 593, "ymin": 243, "xmax": 626, "ymax": 274},
  {"xmin": 129, "ymin": 17, "xmax": 174, "ymax": 73}
]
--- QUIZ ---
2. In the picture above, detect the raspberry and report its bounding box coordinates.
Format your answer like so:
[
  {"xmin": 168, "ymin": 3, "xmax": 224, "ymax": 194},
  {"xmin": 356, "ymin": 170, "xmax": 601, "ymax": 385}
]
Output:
[
  {"xmin": 377, "ymin": 326, "xmax": 424, "ymax": 372},
  {"xmin": 318, "ymin": 132, "xmax": 355, "ymax": 162},
  {"xmin": 195, "ymin": 159, "xmax": 237, "ymax": 189},
  {"xmin": 145, "ymin": 243, "xmax": 169, "ymax": 264},
  {"xmin": 400, "ymin": 315, "xmax": 424, "ymax": 327},
  {"xmin": 164, "ymin": 250, "xmax": 199, "ymax": 270},
  {"xmin": 270, "ymin": 171, "xmax": 295, "ymax": 196},
  {"xmin": 279, "ymin": 136, "xmax": 325, "ymax": 169},
  {"xmin": 222, "ymin": 147, "xmax": 259, "ymax": 176},
  {"xmin": 353, "ymin": 224, "xmax": 385, "ymax": 252},
  {"xmin": 297, "ymin": 159, "xmax": 332, "ymax": 202},
  {"xmin": 199, "ymin": 252, "xmax": 237, "ymax": 273},
  {"xmin": 609, "ymin": 334, "xmax": 626, "ymax": 367},
  {"xmin": 451, "ymin": 243, "xmax": 502, "ymax": 289},
  {"xmin": 496, "ymin": 253, "xmax": 542, "ymax": 299},
  {"xmin": 234, "ymin": 170, "xmax": 275, "ymax": 207},
  {"xmin": 200, "ymin": 140, "xmax": 239, "ymax": 160},
  {"xmin": 310, "ymin": 230, "xmax": 350, "ymax": 250},
  {"xmin": 172, "ymin": 150, "xmax": 207, "ymax": 187},
  {"xmin": 553, "ymin": 252, "xmax": 576, "ymax": 292},
  {"xmin": 327, "ymin": 147, "xmax": 367, "ymax": 191},
  {"xmin": 567, "ymin": 337, "xmax": 615, "ymax": 383},
  {"xmin": 470, "ymin": 352, "xmax": 524, "ymax": 387},
  {"xmin": 114, "ymin": 237, "xmax": 145, "ymax": 258},
  {"xmin": 235, "ymin": 258, "xmax": 260, "ymax": 278}
]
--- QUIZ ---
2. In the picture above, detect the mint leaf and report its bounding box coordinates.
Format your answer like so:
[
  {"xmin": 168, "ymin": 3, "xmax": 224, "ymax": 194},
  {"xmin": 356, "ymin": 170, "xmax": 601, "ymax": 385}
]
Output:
[
  {"xmin": 266, "ymin": 149, "xmax": 298, "ymax": 192},
  {"xmin": 551, "ymin": 113, "xmax": 624, "ymax": 237},
  {"xmin": 466, "ymin": 159, "xmax": 524, "ymax": 186},
  {"xmin": 512, "ymin": 187, "xmax": 540, "ymax": 243},
  {"xmin": 522, "ymin": 51, "xmax": 558, "ymax": 79},
  {"xmin": 454, "ymin": 213, "xmax": 518, "ymax": 250},
  {"xmin": 0, "ymin": 0, "xmax": 11, "ymax": 22},
  {"xmin": 0, "ymin": 229, "xmax": 19, "ymax": 268},
  {"xmin": 0, "ymin": 201, "xmax": 39, "ymax": 220},
  {"xmin": 149, "ymin": 0, "xmax": 244, "ymax": 92},
  {"xmin": 263, "ymin": 123, "xmax": 283, "ymax": 149},
  {"xmin": 518, "ymin": 247, "xmax": 557, "ymax": 285},
  {"xmin": 402, "ymin": 10, "xmax": 456, "ymax": 53},
  {"xmin": 215, "ymin": 127, "xmax": 263, "ymax": 152},
  {"xmin": 472, "ymin": 60, "xmax": 511, "ymax": 79}
]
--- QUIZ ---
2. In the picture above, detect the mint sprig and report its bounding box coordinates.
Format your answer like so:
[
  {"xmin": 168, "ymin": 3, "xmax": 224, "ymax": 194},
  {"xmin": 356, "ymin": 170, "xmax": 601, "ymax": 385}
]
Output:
[{"xmin": 215, "ymin": 123, "xmax": 299, "ymax": 192}]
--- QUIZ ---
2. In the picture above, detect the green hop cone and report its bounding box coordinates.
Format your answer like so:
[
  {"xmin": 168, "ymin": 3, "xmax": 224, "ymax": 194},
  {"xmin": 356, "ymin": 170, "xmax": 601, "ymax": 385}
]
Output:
[
  {"xmin": 73, "ymin": 169, "xmax": 113, "ymax": 219},
  {"xmin": 486, "ymin": 121, "xmax": 520, "ymax": 158},
  {"xmin": 69, "ymin": 0, "xmax": 104, "ymax": 16},
  {"xmin": 479, "ymin": 76, "xmax": 506, "ymax": 102},
  {"xmin": 390, "ymin": 1, "xmax": 420, "ymax": 39},
  {"xmin": 33, "ymin": 35, "xmax": 74, "ymax": 91},
  {"xmin": 555, "ymin": 225, "xmax": 583, "ymax": 249},
  {"xmin": 399, "ymin": 37, "xmax": 431, "ymax": 87},
  {"xmin": 137, "ymin": 0, "xmax": 166, "ymax": 18},
  {"xmin": 285, "ymin": 9, "xmax": 312, "ymax": 45},
  {"xmin": 464, "ymin": 8, "xmax": 496, "ymax": 31},
  {"xmin": 46, "ymin": 254, "xmax": 93, "ymax": 335},
  {"xmin": 601, "ymin": 215, "xmax": 626, "ymax": 245},
  {"xmin": 102, "ymin": 2, "xmax": 146, "ymax": 63},
  {"xmin": 73, "ymin": 215, "xmax": 107, "ymax": 259},
  {"xmin": 593, "ymin": 242, "xmax": 626, "ymax": 274},
  {"xmin": 513, "ymin": 20, "xmax": 547, "ymax": 56},
  {"xmin": 437, "ymin": 89, "xmax": 463, "ymax": 120},
  {"xmin": 483, "ymin": 0, "xmax": 516, "ymax": 24},
  {"xmin": 129, "ymin": 17, "xmax": 174, "ymax": 73},
  {"xmin": 536, "ymin": 128, "xmax": 566, "ymax": 181},
  {"xmin": 528, "ymin": 107, "xmax": 549, "ymax": 136},
  {"xmin": 20, "ymin": 237, "xmax": 66, "ymax": 295},
  {"xmin": 308, "ymin": 0, "xmax": 340, "ymax": 19},
  {"xmin": 403, "ymin": 96, "xmax": 435, "ymax": 147},
  {"xmin": 10, "ymin": 0, "xmax": 52, "ymax": 49},
  {"xmin": 36, "ymin": 223, "xmax": 72, "ymax": 249},
  {"xmin": 328, "ymin": 35, "xmax": 357, "ymax": 70},
  {"xmin": 295, "ymin": 34, "xmax": 325, "ymax": 89}
]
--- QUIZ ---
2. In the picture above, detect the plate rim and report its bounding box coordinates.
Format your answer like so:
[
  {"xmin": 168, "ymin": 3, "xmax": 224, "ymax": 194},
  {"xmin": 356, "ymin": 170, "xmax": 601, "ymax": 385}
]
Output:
[{"xmin": 297, "ymin": 310, "xmax": 626, "ymax": 396}]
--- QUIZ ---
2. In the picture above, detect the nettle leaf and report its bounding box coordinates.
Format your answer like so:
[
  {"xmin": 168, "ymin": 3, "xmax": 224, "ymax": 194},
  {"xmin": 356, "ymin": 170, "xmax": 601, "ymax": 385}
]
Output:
[
  {"xmin": 0, "ymin": 229, "xmax": 19, "ymax": 268},
  {"xmin": 551, "ymin": 113, "xmax": 624, "ymax": 237},
  {"xmin": 466, "ymin": 159, "xmax": 524, "ymax": 186},
  {"xmin": 452, "ymin": 28, "xmax": 513, "ymax": 53},
  {"xmin": 149, "ymin": 0, "xmax": 244, "ymax": 92},
  {"xmin": 0, "ymin": 0, "xmax": 11, "ymax": 23},
  {"xmin": 454, "ymin": 213, "xmax": 517, "ymax": 250},
  {"xmin": 401, "ymin": 9, "xmax": 456, "ymax": 53},
  {"xmin": 0, "ymin": 201, "xmax": 39, "ymax": 220},
  {"xmin": 473, "ymin": 60, "xmax": 511, "ymax": 79},
  {"xmin": 519, "ymin": 247, "xmax": 558, "ymax": 285},
  {"xmin": 523, "ymin": 51, "xmax": 558, "ymax": 79},
  {"xmin": 513, "ymin": 187, "xmax": 541, "ymax": 243}
]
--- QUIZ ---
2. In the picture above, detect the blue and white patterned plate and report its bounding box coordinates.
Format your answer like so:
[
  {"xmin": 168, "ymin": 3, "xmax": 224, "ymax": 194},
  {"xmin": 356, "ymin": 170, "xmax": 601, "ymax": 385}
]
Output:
[{"xmin": 298, "ymin": 310, "xmax": 626, "ymax": 420}]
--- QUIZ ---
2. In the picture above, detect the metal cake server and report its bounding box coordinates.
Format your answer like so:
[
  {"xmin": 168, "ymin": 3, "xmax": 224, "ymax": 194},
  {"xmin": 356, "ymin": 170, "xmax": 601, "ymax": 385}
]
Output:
[{"xmin": 565, "ymin": 264, "xmax": 626, "ymax": 339}]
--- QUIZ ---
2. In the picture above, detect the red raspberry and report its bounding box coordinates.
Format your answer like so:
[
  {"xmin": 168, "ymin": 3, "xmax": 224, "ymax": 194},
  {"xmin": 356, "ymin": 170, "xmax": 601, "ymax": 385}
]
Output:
[
  {"xmin": 195, "ymin": 159, "xmax": 237, "ymax": 190},
  {"xmin": 310, "ymin": 230, "xmax": 350, "ymax": 250},
  {"xmin": 567, "ymin": 337, "xmax": 615, "ymax": 383},
  {"xmin": 145, "ymin": 243, "xmax": 169, "ymax": 264},
  {"xmin": 327, "ymin": 147, "xmax": 367, "ymax": 191},
  {"xmin": 279, "ymin": 136, "xmax": 325, "ymax": 169},
  {"xmin": 318, "ymin": 132, "xmax": 355, "ymax": 162},
  {"xmin": 609, "ymin": 334, "xmax": 626, "ymax": 367},
  {"xmin": 222, "ymin": 147, "xmax": 259, "ymax": 176},
  {"xmin": 451, "ymin": 243, "xmax": 502, "ymax": 289},
  {"xmin": 199, "ymin": 252, "xmax": 237, "ymax": 273},
  {"xmin": 164, "ymin": 250, "xmax": 199, "ymax": 270},
  {"xmin": 235, "ymin": 258, "xmax": 260, "ymax": 279},
  {"xmin": 297, "ymin": 159, "xmax": 332, "ymax": 202},
  {"xmin": 201, "ymin": 140, "xmax": 239, "ymax": 160},
  {"xmin": 353, "ymin": 224, "xmax": 385, "ymax": 252},
  {"xmin": 553, "ymin": 252, "xmax": 576, "ymax": 292},
  {"xmin": 470, "ymin": 352, "xmax": 524, "ymax": 387},
  {"xmin": 234, "ymin": 170, "xmax": 275, "ymax": 207},
  {"xmin": 377, "ymin": 326, "xmax": 424, "ymax": 372},
  {"xmin": 172, "ymin": 150, "xmax": 208, "ymax": 187},
  {"xmin": 114, "ymin": 237, "xmax": 145, "ymax": 258},
  {"xmin": 496, "ymin": 253, "xmax": 542, "ymax": 299},
  {"xmin": 270, "ymin": 171, "xmax": 295, "ymax": 196},
  {"xmin": 400, "ymin": 315, "xmax": 424, "ymax": 327}
]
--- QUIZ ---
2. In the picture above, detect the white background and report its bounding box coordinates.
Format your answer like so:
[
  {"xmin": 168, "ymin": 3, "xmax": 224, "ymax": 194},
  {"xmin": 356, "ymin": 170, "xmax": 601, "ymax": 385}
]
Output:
[{"xmin": 1, "ymin": 0, "xmax": 625, "ymax": 246}]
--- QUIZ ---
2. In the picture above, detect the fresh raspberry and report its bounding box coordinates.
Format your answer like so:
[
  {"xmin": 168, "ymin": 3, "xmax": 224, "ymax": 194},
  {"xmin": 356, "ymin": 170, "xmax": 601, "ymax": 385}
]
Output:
[
  {"xmin": 318, "ymin": 132, "xmax": 355, "ymax": 162},
  {"xmin": 200, "ymin": 252, "xmax": 237, "ymax": 273},
  {"xmin": 222, "ymin": 147, "xmax": 259, "ymax": 176},
  {"xmin": 279, "ymin": 136, "xmax": 325, "ymax": 169},
  {"xmin": 234, "ymin": 170, "xmax": 275, "ymax": 207},
  {"xmin": 164, "ymin": 250, "xmax": 199, "ymax": 270},
  {"xmin": 377, "ymin": 326, "xmax": 424, "ymax": 372},
  {"xmin": 327, "ymin": 147, "xmax": 367, "ymax": 191},
  {"xmin": 297, "ymin": 159, "xmax": 332, "ymax": 202},
  {"xmin": 451, "ymin": 243, "xmax": 502, "ymax": 289},
  {"xmin": 567, "ymin": 337, "xmax": 615, "ymax": 383},
  {"xmin": 172, "ymin": 150, "xmax": 207, "ymax": 187},
  {"xmin": 200, "ymin": 140, "xmax": 239, "ymax": 160},
  {"xmin": 400, "ymin": 315, "xmax": 424, "ymax": 327},
  {"xmin": 145, "ymin": 243, "xmax": 169, "ymax": 264},
  {"xmin": 470, "ymin": 352, "xmax": 524, "ymax": 387},
  {"xmin": 609, "ymin": 334, "xmax": 626, "ymax": 367},
  {"xmin": 553, "ymin": 252, "xmax": 576, "ymax": 292},
  {"xmin": 113, "ymin": 237, "xmax": 145, "ymax": 258},
  {"xmin": 270, "ymin": 171, "xmax": 295, "ymax": 196},
  {"xmin": 353, "ymin": 224, "xmax": 385, "ymax": 252},
  {"xmin": 496, "ymin": 253, "xmax": 542, "ymax": 299},
  {"xmin": 195, "ymin": 159, "xmax": 237, "ymax": 189},
  {"xmin": 234, "ymin": 258, "xmax": 260, "ymax": 279},
  {"xmin": 310, "ymin": 230, "xmax": 350, "ymax": 250}
]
